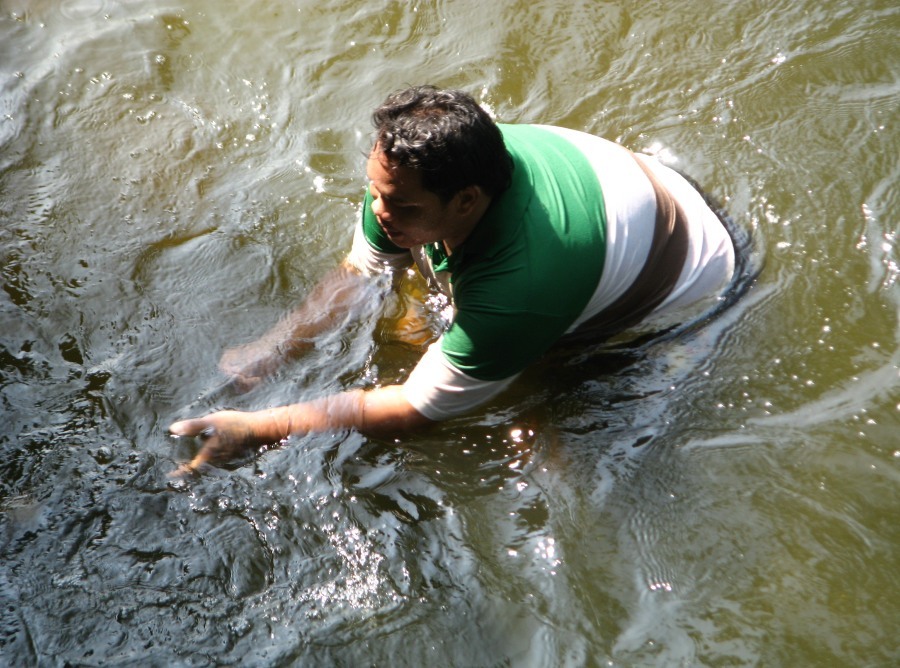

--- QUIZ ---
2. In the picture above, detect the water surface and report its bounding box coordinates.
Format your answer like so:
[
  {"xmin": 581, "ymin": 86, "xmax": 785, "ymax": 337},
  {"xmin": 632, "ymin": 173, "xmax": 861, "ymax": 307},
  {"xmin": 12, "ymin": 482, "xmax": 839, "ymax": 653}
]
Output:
[{"xmin": 1, "ymin": 0, "xmax": 898, "ymax": 665}]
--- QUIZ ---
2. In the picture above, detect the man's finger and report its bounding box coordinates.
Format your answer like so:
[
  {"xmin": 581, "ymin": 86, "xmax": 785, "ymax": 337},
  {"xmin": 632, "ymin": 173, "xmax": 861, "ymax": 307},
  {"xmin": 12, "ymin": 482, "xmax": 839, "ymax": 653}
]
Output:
[
  {"xmin": 168, "ymin": 418, "xmax": 209, "ymax": 437},
  {"xmin": 186, "ymin": 447, "xmax": 213, "ymax": 470},
  {"xmin": 167, "ymin": 442, "xmax": 216, "ymax": 478}
]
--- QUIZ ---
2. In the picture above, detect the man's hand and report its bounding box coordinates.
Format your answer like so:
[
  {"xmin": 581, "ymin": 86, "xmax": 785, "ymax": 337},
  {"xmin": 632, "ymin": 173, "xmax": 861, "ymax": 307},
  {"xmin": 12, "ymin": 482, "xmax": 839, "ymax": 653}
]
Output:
[
  {"xmin": 218, "ymin": 342, "xmax": 284, "ymax": 391},
  {"xmin": 168, "ymin": 410, "xmax": 271, "ymax": 476}
]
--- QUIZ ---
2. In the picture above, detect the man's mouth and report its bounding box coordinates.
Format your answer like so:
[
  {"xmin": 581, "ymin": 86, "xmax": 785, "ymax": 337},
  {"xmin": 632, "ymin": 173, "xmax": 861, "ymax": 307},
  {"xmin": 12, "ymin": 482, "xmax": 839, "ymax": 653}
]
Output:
[{"xmin": 378, "ymin": 221, "xmax": 399, "ymax": 238}]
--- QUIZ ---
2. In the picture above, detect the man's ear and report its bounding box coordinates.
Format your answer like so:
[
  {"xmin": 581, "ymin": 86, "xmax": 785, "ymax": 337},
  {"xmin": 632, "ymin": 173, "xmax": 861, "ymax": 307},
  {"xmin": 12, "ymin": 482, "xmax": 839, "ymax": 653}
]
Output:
[{"xmin": 453, "ymin": 185, "xmax": 484, "ymax": 216}]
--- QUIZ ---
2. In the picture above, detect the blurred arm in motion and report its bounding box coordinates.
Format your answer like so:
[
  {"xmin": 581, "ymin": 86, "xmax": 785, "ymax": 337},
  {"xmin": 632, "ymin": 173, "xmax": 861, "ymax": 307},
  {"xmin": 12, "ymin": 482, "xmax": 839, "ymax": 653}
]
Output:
[{"xmin": 217, "ymin": 261, "xmax": 373, "ymax": 391}]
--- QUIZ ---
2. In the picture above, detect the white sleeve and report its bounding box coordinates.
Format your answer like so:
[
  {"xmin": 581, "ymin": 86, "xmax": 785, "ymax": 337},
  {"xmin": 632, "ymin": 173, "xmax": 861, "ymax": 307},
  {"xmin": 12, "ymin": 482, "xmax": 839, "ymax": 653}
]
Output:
[
  {"xmin": 402, "ymin": 338, "xmax": 519, "ymax": 421},
  {"xmin": 345, "ymin": 222, "xmax": 412, "ymax": 276}
]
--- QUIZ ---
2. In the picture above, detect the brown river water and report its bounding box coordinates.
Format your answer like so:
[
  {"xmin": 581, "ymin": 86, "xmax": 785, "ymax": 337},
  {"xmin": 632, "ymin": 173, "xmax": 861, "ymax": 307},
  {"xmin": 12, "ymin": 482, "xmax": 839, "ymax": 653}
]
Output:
[{"xmin": 1, "ymin": 0, "xmax": 898, "ymax": 665}]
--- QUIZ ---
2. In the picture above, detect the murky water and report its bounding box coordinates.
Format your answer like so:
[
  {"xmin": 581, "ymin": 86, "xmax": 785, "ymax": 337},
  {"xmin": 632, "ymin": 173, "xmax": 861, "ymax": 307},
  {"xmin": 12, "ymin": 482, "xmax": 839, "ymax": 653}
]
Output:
[{"xmin": 1, "ymin": 0, "xmax": 898, "ymax": 665}]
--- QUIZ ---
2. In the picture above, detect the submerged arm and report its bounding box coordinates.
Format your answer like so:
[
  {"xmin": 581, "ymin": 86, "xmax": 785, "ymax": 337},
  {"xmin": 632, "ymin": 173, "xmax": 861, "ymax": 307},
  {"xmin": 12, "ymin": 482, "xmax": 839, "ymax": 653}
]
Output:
[{"xmin": 219, "ymin": 261, "xmax": 375, "ymax": 389}]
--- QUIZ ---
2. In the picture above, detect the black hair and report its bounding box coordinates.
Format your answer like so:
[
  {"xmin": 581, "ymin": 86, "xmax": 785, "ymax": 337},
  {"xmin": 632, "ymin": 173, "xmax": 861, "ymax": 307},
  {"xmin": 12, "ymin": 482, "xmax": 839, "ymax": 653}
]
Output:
[{"xmin": 371, "ymin": 85, "xmax": 513, "ymax": 201}]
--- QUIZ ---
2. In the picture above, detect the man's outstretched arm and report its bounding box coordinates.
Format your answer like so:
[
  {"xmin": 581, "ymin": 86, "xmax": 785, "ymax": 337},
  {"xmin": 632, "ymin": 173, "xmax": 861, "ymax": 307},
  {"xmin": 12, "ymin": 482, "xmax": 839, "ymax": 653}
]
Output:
[{"xmin": 168, "ymin": 385, "xmax": 433, "ymax": 475}]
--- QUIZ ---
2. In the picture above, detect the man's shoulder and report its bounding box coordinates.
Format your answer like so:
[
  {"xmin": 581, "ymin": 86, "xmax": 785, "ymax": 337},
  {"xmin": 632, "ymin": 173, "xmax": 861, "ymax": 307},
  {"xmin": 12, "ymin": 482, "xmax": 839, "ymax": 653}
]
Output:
[
  {"xmin": 497, "ymin": 123, "xmax": 580, "ymax": 149},
  {"xmin": 498, "ymin": 123, "xmax": 610, "ymax": 147}
]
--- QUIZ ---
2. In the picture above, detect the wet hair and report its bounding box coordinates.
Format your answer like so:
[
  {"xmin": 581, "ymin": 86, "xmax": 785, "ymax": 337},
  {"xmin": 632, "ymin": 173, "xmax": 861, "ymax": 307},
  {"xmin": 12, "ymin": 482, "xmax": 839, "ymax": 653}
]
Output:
[{"xmin": 371, "ymin": 85, "xmax": 513, "ymax": 201}]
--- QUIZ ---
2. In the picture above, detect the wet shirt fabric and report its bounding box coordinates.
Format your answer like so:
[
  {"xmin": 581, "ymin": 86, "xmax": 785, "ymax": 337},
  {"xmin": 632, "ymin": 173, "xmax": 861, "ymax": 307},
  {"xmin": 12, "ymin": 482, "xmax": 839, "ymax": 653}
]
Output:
[{"xmin": 347, "ymin": 124, "xmax": 736, "ymax": 420}]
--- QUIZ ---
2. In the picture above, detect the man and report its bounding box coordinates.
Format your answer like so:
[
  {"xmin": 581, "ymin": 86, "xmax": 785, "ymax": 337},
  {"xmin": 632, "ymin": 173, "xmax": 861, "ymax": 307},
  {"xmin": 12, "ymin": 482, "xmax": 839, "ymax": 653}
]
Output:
[{"xmin": 169, "ymin": 85, "xmax": 737, "ymax": 473}]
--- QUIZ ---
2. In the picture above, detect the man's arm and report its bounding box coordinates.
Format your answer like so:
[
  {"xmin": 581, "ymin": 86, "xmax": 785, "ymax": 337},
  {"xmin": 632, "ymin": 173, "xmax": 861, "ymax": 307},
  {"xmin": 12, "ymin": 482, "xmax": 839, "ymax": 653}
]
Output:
[
  {"xmin": 219, "ymin": 261, "xmax": 376, "ymax": 389},
  {"xmin": 168, "ymin": 385, "xmax": 433, "ymax": 475}
]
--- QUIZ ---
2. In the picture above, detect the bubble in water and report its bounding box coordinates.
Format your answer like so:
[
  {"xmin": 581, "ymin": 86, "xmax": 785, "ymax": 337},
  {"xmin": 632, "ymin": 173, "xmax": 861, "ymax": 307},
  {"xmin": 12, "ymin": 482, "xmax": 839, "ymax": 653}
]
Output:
[{"xmin": 60, "ymin": 0, "xmax": 105, "ymax": 19}]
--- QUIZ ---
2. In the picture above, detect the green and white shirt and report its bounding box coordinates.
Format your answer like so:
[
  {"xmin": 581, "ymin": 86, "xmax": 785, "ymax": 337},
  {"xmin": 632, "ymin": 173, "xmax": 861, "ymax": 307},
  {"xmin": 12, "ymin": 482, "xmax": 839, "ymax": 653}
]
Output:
[{"xmin": 348, "ymin": 124, "xmax": 735, "ymax": 420}]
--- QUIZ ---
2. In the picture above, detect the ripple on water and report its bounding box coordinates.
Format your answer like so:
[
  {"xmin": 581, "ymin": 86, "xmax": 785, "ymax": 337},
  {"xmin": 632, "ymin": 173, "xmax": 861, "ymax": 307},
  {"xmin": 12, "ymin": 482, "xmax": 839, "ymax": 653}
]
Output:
[
  {"xmin": 59, "ymin": 0, "xmax": 106, "ymax": 20},
  {"xmin": 2, "ymin": 0, "xmax": 900, "ymax": 664}
]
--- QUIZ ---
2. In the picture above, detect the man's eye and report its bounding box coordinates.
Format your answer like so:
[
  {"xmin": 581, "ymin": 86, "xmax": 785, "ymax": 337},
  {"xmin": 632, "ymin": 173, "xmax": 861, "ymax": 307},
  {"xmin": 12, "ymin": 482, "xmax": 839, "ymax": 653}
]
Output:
[{"xmin": 384, "ymin": 198, "xmax": 413, "ymax": 211}]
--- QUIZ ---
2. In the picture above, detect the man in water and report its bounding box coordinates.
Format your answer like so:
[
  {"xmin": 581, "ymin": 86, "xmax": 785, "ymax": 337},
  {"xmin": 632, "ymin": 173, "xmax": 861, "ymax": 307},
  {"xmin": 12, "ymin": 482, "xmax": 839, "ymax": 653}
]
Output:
[{"xmin": 169, "ymin": 85, "xmax": 738, "ymax": 472}]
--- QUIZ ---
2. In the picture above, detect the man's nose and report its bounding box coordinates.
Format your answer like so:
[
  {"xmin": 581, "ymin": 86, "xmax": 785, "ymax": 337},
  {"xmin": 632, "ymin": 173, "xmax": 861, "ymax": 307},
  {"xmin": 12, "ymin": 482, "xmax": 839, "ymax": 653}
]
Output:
[{"xmin": 371, "ymin": 196, "xmax": 388, "ymax": 221}]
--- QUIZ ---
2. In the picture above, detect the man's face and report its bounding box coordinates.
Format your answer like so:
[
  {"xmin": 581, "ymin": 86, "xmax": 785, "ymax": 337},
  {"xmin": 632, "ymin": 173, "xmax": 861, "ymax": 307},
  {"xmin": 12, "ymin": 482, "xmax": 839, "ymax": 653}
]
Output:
[{"xmin": 366, "ymin": 145, "xmax": 456, "ymax": 249}]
